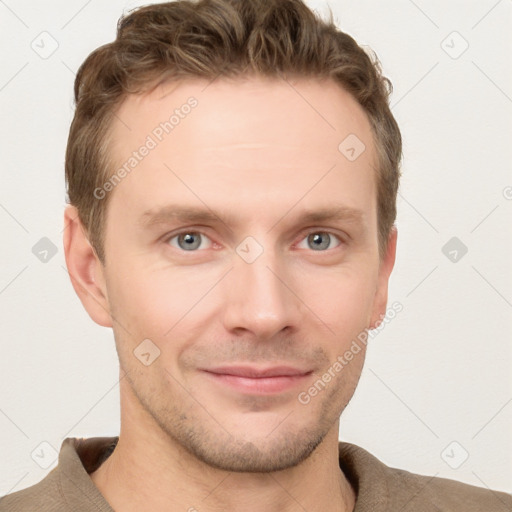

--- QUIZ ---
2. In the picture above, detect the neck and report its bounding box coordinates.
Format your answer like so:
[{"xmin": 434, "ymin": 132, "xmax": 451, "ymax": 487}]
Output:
[{"xmin": 90, "ymin": 379, "xmax": 356, "ymax": 512}]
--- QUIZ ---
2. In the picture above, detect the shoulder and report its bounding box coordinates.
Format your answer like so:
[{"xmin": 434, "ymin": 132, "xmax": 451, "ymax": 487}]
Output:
[
  {"xmin": 387, "ymin": 464, "xmax": 512, "ymax": 512},
  {"xmin": 0, "ymin": 436, "xmax": 116, "ymax": 512},
  {"xmin": 0, "ymin": 468, "xmax": 64, "ymax": 512},
  {"xmin": 338, "ymin": 441, "xmax": 512, "ymax": 512}
]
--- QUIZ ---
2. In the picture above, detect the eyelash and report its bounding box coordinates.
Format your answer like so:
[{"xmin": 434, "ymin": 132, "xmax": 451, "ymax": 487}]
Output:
[{"xmin": 163, "ymin": 228, "xmax": 345, "ymax": 253}]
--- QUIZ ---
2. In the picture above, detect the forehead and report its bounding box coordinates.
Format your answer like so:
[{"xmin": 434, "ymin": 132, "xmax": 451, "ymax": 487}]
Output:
[
  {"xmin": 112, "ymin": 75, "xmax": 374, "ymax": 153},
  {"xmin": 105, "ymin": 76, "xmax": 377, "ymax": 228}
]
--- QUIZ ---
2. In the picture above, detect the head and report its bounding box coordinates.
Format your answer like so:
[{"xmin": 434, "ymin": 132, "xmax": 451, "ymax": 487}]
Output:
[{"xmin": 64, "ymin": 0, "xmax": 401, "ymax": 472}]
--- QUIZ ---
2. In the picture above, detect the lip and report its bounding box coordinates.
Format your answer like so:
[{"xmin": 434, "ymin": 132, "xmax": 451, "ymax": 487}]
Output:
[
  {"xmin": 201, "ymin": 365, "xmax": 313, "ymax": 394},
  {"xmin": 205, "ymin": 365, "xmax": 311, "ymax": 378}
]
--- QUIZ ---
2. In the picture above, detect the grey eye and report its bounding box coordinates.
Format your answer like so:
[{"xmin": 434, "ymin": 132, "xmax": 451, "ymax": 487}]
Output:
[
  {"xmin": 168, "ymin": 232, "xmax": 211, "ymax": 251},
  {"xmin": 297, "ymin": 232, "xmax": 342, "ymax": 251}
]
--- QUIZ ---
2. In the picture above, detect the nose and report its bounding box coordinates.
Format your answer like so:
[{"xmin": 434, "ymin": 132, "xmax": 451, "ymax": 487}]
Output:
[{"xmin": 220, "ymin": 240, "xmax": 302, "ymax": 340}]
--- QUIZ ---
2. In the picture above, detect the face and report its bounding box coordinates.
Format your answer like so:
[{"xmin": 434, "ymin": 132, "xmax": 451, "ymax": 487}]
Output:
[{"xmin": 73, "ymin": 76, "xmax": 396, "ymax": 472}]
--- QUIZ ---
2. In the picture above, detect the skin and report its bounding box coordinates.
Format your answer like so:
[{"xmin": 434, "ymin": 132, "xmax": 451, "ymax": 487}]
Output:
[{"xmin": 63, "ymin": 75, "xmax": 397, "ymax": 512}]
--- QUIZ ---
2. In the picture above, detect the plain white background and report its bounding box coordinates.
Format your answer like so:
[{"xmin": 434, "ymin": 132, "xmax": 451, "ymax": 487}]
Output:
[{"xmin": 1, "ymin": 0, "xmax": 511, "ymax": 498}]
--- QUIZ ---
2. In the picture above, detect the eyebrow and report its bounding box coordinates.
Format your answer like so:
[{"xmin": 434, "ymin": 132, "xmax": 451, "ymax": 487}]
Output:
[{"xmin": 140, "ymin": 204, "xmax": 367, "ymax": 233}]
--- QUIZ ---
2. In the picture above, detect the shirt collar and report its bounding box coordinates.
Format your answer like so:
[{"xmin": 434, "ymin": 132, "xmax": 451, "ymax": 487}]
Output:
[{"xmin": 57, "ymin": 436, "xmax": 390, "ymax": 511}]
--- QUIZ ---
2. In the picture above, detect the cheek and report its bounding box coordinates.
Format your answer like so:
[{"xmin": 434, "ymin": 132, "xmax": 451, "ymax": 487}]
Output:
[
  {"xmin": 106, "ymin": 265, "xmax": 215, "ymax": 365},
  {"xmin": 295, "ymin": 265, "xmax": 377, "ymax": 329},
  {"xmin": 106, "ymin": 268, "xmax": 175, "ymax": 341}
]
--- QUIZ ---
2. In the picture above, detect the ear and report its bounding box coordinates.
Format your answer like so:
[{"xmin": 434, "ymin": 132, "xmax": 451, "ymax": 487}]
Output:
[
  {"xmin": 368, "ymin": 226, "xmax": 398, "ymax": 329},
  {"xmin": 63, "ymin": 205, "xmax": 112, "ymax": 327}
]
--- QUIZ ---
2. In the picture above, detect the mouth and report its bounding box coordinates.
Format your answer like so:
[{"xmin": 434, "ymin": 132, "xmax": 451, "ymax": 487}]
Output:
[{"xmin": 200, "ymin": 365, "xmax": 313, "ymax": 395}]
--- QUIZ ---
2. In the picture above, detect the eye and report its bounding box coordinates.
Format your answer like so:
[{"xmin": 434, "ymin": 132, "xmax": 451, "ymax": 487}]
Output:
[
  {"xmin": 166, "ymin": 231, "xmax": 213, "ymax": 251},
  {"xmin": 296, "ymin": 231, "xmax": 343, "ymax": 251}
]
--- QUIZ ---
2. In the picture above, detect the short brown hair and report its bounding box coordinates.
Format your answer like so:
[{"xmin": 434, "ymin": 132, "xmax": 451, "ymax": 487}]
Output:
[{"xmin": 65, "ymin": 0, "xmax": 402, "ymax": 264}]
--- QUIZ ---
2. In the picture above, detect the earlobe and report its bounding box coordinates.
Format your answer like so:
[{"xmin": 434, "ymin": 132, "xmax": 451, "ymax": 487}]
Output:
[
  {"xmin": 63, "ymin": 205, "xmax": 113, "ymax": 328},
  {"xmin": 368, "ymin": 226, "xmax": 398, "ymax": 330}
]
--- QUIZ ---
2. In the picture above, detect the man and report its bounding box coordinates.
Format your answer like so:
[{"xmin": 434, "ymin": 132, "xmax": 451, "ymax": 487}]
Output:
[{"xmin": 1, "ymin": 0, "xmax": 510, "ymax": 510}]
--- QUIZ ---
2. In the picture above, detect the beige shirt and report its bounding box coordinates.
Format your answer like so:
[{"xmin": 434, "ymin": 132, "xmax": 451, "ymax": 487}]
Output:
[{"xmin": 1, "ymin": 436, "xmax": 511, "ymax": 511}]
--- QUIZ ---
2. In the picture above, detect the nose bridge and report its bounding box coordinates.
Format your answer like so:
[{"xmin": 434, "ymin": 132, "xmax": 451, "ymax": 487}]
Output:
[{"xmin": 222, "ymin": 235, "xmax": 300, "ymax": 337}]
